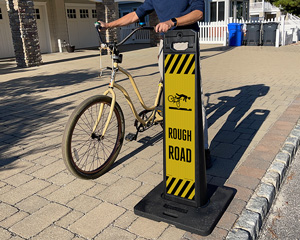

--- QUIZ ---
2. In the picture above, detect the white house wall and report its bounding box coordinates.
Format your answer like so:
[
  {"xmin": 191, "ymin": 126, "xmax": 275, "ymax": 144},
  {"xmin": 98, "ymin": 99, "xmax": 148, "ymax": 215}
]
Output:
[{"xmin": 0, "ymin": 0, "xmax": 14, "ymax": 58}]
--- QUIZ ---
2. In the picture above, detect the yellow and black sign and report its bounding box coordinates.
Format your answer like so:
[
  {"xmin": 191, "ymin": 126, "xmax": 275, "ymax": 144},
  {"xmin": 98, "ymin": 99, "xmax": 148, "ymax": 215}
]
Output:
[
  {"xmin": 165, "ymin": 54, "xmax": 196, "ymax": 75},
  {"xmin": 134, "ymin": 31, "xmax": 234, "ymax": 236},
  {"xmin": 166, "ymin": 176, "xmax": 195, "ymax": 200},
  {"xmin": 164, "ymin": 53, "xmax": 196, "ymax": 202}
]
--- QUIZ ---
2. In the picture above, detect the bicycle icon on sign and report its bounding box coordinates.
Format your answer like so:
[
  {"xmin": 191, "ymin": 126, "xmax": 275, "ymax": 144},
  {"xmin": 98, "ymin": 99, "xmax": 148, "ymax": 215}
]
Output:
[{"xmin": 168, "ymin": 93, "xmax": 191, "ymax": 108}]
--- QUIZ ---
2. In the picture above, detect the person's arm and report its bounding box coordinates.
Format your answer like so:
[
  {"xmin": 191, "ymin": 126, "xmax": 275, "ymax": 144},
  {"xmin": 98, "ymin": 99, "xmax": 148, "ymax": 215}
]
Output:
[
  {"xmin": 155, "ymin": 10, "xmax": 203, "ymax": 33},
  {"xmin": 98, "ymin": 12, "xmax": 139, "ymax": 31}
]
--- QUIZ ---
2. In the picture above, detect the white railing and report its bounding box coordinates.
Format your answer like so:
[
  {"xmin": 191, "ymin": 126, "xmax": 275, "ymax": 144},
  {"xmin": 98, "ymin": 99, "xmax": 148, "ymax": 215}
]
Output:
[
  {"xmin": 287, "ymin": 13, "xmax": 300, "ymax": 21},
  {"xmin": 264, "ymin": 1, "xmax": 280, "ymax": 12},
  {"xmin": 250, "ymin": 1, "xmax": 280, "ymax": 13},
  {"xmin": 284, "ymin": 19, "xmax": 300, "ymax": 45}
]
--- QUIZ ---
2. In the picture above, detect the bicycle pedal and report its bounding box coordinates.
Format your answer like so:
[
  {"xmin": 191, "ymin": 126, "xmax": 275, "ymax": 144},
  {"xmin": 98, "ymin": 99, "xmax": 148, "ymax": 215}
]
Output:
[{"xmin": 125, "ymin": 133, "xmax": 137, "ymax": 141}]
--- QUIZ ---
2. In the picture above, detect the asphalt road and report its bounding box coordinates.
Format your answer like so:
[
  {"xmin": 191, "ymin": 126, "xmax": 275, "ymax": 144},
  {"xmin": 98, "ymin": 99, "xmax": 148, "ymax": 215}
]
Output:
[{"xmin": 258, "ymin": 149, "xmax": 300, "ymax": 240}]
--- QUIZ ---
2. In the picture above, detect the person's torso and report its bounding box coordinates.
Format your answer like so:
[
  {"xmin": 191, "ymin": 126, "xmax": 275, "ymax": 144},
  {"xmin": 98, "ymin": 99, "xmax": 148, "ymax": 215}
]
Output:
[
  {"xmin": 151, "ymin": 0, "xmax": 200, "ymax": 31},
  {"xmin": 151, "ymin": 0, "xmax": 192, "ymax": 22}
]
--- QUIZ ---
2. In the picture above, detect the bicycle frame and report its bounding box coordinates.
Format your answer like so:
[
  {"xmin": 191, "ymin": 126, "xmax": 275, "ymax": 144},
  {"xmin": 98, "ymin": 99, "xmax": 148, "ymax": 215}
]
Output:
[{"xmin": 93, "ymin": 52, "xmax": 163, "ymax": 137}]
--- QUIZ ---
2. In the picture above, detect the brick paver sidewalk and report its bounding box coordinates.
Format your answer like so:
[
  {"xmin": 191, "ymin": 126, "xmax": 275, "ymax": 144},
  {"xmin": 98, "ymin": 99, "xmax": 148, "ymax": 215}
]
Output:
[{"xmin": 0, "ymin": 43, "xmax": 300, "ymax": 239}]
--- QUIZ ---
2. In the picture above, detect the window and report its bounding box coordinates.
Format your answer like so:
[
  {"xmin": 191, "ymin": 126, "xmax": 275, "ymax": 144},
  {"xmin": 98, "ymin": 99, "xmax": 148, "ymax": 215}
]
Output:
[
  {"xmin": 34, "ymin": 9, "xmax": 41, "ymax": 20},
  {"xmin": 210, "ymin": 2, "xmax": 217, "ymax": 22},
  {"xmin": 80, "ymin": 9, "xmax": 89, "ymax": 18},
  {"xmin": 67, "ymin": 9, "xmax": 76, "ymax": 19},
  {"xmin": 92, "ymin": 9, "xmax": 97, "ymax": 18},
  {"xmin": 218, "ymin": 2, "xmax": 225, "ymax": 21},
  {"xmin": 236, "ymin": 2, "xmax": 243, "ymax": 20},
  {"xmin": 210, "ymin": 1, "xmax": 225, "ymax": 22},
  {"xmin": 244, "ymin": 1, "xmax": 249, "ymax": 20},
  {"xmin": 0, "ymin": 8, "xmax": 3, "ymax": 20}
]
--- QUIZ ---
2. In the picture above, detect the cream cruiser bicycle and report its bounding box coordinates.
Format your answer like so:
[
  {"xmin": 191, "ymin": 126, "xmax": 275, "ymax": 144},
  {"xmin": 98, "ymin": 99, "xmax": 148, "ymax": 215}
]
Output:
[{"xmin": 62, "ymin": 22, "xmax": 163, "ymax": 179}]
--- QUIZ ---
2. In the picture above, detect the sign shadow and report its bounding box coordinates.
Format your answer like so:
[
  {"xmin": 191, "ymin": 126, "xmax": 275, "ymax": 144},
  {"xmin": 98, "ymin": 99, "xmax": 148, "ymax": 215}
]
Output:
[{"xmin": 205, "ymin": 84, "xmax": 270, "ymax": 185}]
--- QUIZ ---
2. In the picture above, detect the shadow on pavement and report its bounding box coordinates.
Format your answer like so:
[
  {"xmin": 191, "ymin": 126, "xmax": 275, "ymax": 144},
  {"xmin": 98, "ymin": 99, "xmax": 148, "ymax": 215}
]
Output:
[
  {"xmin": 0, "ymin": 44, "xmax": 155, "ymax": 75},
  {"xmin": 0, "ymin": 95, "xmax": 70, "ymax": 167},
  {"xmin": 76, "ymin": 43, "xmax": 153, "ymax": 53},
  {"xmin": 201, "ymin": 46, "xmax": 233, "ymax": 52},
  {"xmin": 0, "ymin": 58, "xmax": 30, "ymax": 76},
  {"xmin": 200, "ymin": 46, "xmax": 235, "ymax": 61},
  {"xmin": 42, "ymin": 53, "xmax": 100, "ymax": 66},
  {"xmin": 205, "ymin": 84, "xmax": 270, "ymax": 184},
  {"xmin": 0, "ymin": 70, "xmax": 100, "ymax": 167},
  {"xmin": 0, "ymin": 60, "xmax": 162, "ymax": 168},
  {"xmin": 45, "ymin": 43, "xmax": 154, "ymax": 67}
]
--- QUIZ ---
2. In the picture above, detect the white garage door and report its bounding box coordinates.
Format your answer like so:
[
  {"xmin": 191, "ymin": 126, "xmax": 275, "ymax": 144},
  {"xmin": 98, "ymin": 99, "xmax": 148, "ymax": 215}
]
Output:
[
  {"xmin": 0, "ymin": 3, "xmax": 14, "ymax": 58},
  {"xmin": 0, "ymin": 2, "xmax": 51, "ymax": 59},
  {"xmin": 66, "ymin": 4, "xmax": 99, "ymax": 49},
  {"xmin": 34, "ymin": 3, "xmax": 51, "ymax": 54}
]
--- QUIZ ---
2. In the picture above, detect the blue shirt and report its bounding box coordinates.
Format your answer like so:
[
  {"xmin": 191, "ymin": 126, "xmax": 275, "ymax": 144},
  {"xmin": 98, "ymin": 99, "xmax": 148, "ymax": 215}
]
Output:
[{"xmin": 135, "ymin": 0, "xmax": 205, "ymax": 31}]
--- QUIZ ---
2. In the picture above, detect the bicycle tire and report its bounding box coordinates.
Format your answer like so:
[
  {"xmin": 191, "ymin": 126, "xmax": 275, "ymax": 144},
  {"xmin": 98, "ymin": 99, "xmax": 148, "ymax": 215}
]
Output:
[{"xmin": 62, "ymin": 95, "xmax": 125, "ymax": 179}]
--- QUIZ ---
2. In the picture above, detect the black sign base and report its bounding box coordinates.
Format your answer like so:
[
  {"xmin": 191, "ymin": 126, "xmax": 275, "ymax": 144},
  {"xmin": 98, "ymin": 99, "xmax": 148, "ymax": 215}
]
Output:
[{"xmin": 134, "ymin": 182, "xmax": 236, "ymax": 236}]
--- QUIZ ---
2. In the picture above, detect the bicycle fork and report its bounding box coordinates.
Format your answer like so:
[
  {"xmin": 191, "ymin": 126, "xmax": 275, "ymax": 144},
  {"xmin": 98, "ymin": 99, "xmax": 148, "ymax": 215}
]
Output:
[
  {"xmin": 92, "ymin": 65, "xmax": 118, "ymax": 138},
  {"xmin": 91, "ymin": 88, "xmax": 116, "ymax": 139}
]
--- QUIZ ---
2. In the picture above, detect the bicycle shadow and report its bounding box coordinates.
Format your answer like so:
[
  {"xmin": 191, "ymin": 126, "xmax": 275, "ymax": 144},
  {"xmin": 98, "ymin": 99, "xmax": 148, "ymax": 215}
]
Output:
[{"xmin": 205, "ymin": 84, "xmax": 270, "ymax": 184}]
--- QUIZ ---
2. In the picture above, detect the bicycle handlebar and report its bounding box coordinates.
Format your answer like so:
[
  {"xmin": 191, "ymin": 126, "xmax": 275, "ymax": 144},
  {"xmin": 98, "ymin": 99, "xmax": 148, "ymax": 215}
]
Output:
[
  {"xmin": 94, "ymin": 22, "xmax": 104, "ymax": 44},
  {"xmin": 94, "ymin": 22, "xmax": 154, "ymax": 47}
]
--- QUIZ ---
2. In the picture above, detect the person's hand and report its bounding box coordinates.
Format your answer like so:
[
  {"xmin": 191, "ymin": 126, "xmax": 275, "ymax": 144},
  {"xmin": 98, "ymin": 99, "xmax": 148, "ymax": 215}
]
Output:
[
  {"xmin": 97, "ymin": 20, "xmax": 108, "ymax": 31},
  {"xmin": 155, "ymin": 20, "xmax": 174, "ymax": 33}
]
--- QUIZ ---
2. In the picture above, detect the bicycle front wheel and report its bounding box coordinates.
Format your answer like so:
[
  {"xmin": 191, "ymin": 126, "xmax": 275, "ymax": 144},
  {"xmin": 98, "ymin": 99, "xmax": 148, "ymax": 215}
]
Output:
[{"xmin": 62, "ymin": 95, "xmax": 125, "ymax": 179}]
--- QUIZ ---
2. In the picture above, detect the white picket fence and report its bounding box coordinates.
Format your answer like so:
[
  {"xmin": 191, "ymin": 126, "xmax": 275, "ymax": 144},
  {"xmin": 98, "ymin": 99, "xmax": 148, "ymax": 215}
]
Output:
[
  {"xmin": 199, "ymin": 16, "xmax": 300, "ymax": 47},
  {"xmin": 199, "ymin": 21, "xmax": 228, "ymax": 45},
  {"xmin": 119, "ymin": 23, "xmax": 150, "ymax": 44},
  {"xmin": 119, "ymin": 18, "xmax": 299, "ymax": 47}
]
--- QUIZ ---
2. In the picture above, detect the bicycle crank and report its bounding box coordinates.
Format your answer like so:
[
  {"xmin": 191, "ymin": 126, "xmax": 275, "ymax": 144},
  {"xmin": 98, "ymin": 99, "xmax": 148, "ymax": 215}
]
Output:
[{"xmin": 125, "ymin": 110, "xmax": 152, "ymax": 142}]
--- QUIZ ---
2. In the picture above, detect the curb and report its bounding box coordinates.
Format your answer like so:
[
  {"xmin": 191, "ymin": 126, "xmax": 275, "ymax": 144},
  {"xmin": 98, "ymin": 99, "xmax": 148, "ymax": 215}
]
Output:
[{"xmin": 226, "ymin": 119, "xmax": 300, "ymax": 240}]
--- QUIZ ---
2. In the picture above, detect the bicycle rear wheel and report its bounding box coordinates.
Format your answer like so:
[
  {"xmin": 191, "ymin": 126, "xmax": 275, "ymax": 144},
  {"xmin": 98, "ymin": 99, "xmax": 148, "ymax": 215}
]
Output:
[{"xmin": 62, "ymin": 95, "xmax": 125, "ymax": 179}]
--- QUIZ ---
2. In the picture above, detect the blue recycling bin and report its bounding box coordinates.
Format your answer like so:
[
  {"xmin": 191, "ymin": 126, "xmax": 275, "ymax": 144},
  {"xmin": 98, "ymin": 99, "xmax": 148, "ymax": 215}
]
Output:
[{"xmin": 228, "ymin": 23, "xmax": 243, "ymax": 46}]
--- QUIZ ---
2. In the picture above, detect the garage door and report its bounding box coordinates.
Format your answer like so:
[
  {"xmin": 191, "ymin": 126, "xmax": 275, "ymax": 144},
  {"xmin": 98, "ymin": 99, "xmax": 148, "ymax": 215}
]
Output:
[
  {"xmin": 0, "ymin": 2, "xmax": 51, "ymax": 59},
  {"xmin": 0, "ymin": 3, "xmax": 14, "ymax": 58},
  {"xmin": 66, "ymin": 4, "xmax": 99, "ymax": 49},
  {"xmin": 34, "ymin": 3, "xmax": 51, "ymax": 54}
]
